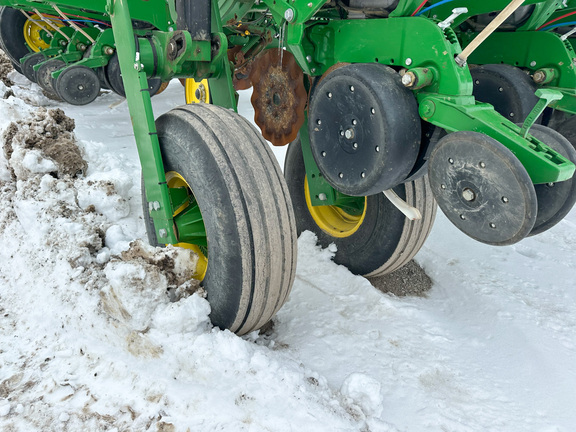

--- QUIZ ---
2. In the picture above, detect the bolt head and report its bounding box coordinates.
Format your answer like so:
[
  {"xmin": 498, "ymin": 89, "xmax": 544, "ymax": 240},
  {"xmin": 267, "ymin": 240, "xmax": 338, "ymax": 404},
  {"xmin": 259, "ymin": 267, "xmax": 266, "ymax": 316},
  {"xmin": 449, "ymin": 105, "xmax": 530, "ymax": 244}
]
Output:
[
  {"xmin": 462, "ymin": 188, "xmax": 476, "ymax": 202},
  {"xmin": 402, "ymin": 74, "xmax": 414, "ymax": 86},
  {"xmin": 284, "ymin": 9, "xmax": 295, "ymax": 22}
]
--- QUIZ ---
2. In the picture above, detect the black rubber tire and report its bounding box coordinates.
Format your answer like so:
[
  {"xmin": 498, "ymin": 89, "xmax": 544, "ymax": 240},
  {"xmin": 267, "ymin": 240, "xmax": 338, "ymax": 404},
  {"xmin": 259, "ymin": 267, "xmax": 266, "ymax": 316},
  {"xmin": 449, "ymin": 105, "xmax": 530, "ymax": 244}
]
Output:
[
  {"xmin": 527, "ymin": 124, "xmax": 576, "ymax": 236},
  {"xmin": 105, "ymin": 53, "xmax": 163, "ymax": 97},
  {"xmin": 0, "ymin": 7, "xmax": 29, "ymax": 74},
  {"xmin": 22, "ymin": 52, "xmax": 45, "ymax": 83},
  {"xmin": 470, "ymin": 64, "xmax": 539, "ymax": 123},
  {"xmin": 55, "ymin": 65, "xmax": 101, "ymax": 105},
  {"xmin": 308, "ymin": 63, "xmax": 421, "ymax": 196},
  {"xmin": 554, "ymin": 115, "xmax": 576, "ymax": 151},
  {"xmin": 429, "ymin": 131, "xmax": 537, "ymax": 246},
  {"xmin": 284, "ymin": 137, "xmax": 436, "ymax": 277},
  {"xmin": 36, "ymin": 58, "xmax": 65, "ymax": 100},
  {"xmin": 146, "ymin": 103, "xmax": 297, "ymax": 335}
]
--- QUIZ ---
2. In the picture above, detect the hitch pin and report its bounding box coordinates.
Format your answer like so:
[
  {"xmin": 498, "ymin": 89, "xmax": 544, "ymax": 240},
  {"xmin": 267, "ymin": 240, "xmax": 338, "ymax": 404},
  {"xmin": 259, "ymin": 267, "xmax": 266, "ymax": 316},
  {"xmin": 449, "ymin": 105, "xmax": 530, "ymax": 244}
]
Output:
[
  {"xmin": 383, "ymin": 189, "xmax": 422, "ymax": 221},
  {"xmin": 438, "ymin": 8, "xmax": 468, "ymax": 30},
  {"xmin": 561, "ymin": 26, "xmax": 576, "ymax": 41}
]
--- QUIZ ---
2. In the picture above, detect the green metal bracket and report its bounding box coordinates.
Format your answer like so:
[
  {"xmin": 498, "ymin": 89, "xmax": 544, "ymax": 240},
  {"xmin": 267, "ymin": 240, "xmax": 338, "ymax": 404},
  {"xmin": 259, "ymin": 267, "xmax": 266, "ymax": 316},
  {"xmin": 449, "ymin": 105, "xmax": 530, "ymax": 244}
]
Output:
[
  {"xmin": 207, "ymin": 0, "xmax": 237, "ymax": 110},
  {"xmin": 260, "ymin": 0, "xmax": 296, "ymax": 25},
  {"xmin": 520, "ymin": 88, "xmax": 563, "ymax": 137},
  {"xmin": 519, "ymin": 0, "xmax": 568, "ymax": 31},
  {"xmin": 418, "ymin": 94, "xmax": 575, "ymax": 183},
  {"xmin": 302, "ymin": 17, "xmax": 472, "ymax": 95},
  {"xmin": 107, "ymin": 0, "xmax": 177, "ymax": 244}
]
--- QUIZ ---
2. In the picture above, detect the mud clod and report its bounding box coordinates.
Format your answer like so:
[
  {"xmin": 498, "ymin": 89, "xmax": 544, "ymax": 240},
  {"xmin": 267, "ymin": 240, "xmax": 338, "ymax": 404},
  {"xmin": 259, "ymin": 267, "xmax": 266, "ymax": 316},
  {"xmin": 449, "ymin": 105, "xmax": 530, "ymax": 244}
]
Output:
[
  {"xmin": 0, "ymin": 49, "xmax": 14, "ymax": 87},
  {"xmin": 3, "ymin": 107, "xmax": 86, "ymax": 179},
  {"xmin": 368, "ymin": 260, "xmax": 432, "ymax": 297}
]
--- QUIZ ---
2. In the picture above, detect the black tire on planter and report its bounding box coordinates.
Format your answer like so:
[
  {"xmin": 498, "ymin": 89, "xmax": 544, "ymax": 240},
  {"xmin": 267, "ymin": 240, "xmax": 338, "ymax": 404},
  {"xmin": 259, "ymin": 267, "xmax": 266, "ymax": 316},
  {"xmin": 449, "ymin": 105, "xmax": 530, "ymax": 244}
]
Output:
[
  {"xmin": 147, "ymin": 103, "xmax": 297, "ymax": 335},
  {"xmin": 105, "ymin": 53, "xmax": 163, "ymax": 97},
  {"xmin": 527, "ymin": 124, "xmax": 576, "ymax": 236},
  {"xmin": 284, "ymin": 137, "xmax": 437, "ymax": 277},
  {"xmin": 470, "ymin": 64, "xmax": 539, "ymax": 123},
  {"xmin": 554, "ymin": 114, "xmax": 576, "ymax": 151},
  {"xmin": 36, "ymin": 58, "xmax": 65, "ymax": 100},
  {"xmin": 0, "ymin": 7, "xmax": 29, "ymax": 74},
  {"xmin": 22, "ymin": 52, "xmax": 45, "ymax": 83}
]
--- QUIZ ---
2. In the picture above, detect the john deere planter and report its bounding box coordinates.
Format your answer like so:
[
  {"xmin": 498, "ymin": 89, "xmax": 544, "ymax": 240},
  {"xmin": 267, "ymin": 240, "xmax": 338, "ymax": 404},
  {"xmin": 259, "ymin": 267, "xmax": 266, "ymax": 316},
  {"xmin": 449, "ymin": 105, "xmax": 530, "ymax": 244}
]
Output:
[{"xmin": 0, "ymin": 0, "xmax": 574, "ymax": 333}]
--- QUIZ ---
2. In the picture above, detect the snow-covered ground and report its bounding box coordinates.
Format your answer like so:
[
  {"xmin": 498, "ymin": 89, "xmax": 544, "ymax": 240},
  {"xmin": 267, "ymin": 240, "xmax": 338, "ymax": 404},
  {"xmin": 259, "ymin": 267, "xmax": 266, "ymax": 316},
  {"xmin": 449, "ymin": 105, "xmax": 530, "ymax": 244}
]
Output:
[{"xmin": 0, "ymin": 69, "xmax": 575, "ymax": 432}]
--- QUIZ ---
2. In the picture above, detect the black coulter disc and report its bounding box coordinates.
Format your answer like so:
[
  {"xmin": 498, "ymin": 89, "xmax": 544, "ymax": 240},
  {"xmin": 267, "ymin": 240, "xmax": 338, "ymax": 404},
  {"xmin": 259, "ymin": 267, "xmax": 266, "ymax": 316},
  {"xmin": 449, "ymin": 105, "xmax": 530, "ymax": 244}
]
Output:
[
  {"xmin": 308, "ymin": 63, "xmax": 420, "ymax": 196},
  {"xmin": 527, "ymin": 124, "xmax": 576, "ymax": 236},
  {"xmin": 22, "ymin": 52, "xmax": 45, "ymax": 83},
  {"xmin": 429, "ymin": 131, "xmax": 537, "ymax": 246},
  {"xmin": 55, "ymin": 65, "xmax": 100, "ymax": 105},
  {"xmin": 36, "ymin": 58, "xmax": 65, "ymax": 99},
  {"xmin": 470, "ymin": 64, "xmax": 538, "ymax": 123}
]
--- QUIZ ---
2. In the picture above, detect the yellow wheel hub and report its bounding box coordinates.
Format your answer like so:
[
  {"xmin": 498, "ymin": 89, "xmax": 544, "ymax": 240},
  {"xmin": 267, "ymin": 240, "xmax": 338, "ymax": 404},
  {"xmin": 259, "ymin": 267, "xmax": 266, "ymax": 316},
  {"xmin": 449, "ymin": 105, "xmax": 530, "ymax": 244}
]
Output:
[
  {"xmin": 23, "ymin": 15, "xmax": 61, "ymax": 52},
  {"xmin": 185, "ymin": 78, "xmax": 210, "ymax": 104},
  {"xmin": 304, "ymin": 177, "xmax": 367, "ymax": 238},
  {"xmin": 166, "ymin": 171, "xmax": 208, "ymax": 281}
]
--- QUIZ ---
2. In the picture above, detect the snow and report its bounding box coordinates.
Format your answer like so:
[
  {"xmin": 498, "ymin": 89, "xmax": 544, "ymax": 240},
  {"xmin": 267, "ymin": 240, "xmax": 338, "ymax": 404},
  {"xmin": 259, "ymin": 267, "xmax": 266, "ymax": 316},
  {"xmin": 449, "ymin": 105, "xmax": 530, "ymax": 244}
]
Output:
[{"xmin": 0, "ymin": 69, "xmax": 575, "ymax": 432}]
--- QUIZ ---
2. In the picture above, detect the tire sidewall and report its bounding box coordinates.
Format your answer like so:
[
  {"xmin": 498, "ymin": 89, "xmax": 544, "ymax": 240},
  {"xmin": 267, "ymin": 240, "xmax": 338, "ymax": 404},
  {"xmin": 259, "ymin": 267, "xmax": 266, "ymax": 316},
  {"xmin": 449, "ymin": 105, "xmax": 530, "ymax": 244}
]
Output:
[{"xmin": 285, "ymin": 137, "xmax": 406, "ymax": 275}]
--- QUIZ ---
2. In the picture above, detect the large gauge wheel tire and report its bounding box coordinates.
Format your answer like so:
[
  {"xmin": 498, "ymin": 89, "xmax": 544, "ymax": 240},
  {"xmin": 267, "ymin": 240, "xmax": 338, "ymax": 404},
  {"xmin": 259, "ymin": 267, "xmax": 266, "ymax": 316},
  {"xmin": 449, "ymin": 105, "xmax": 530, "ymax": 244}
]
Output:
[
  {"xmin": 284, "ymin": 137, "xmax": 436, "ymax": 277},
  {"xmin": 144, "ymin": 103, "xmax": 297, "ymax": 335},
  {"xmin": 0, "ymin": 7, "xmax": 29, "ymax": 74}
]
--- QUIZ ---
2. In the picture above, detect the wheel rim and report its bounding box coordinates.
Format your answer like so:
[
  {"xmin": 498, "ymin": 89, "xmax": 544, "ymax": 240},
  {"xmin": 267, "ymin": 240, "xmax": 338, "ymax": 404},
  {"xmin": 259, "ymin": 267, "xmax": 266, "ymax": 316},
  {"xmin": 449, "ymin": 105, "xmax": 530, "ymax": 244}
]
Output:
[
  {"xmin": 185, "ymin": 78, "xmax": 210, "ymax": 104},
  {"xmin": 23, "ymin": 15, "xmax": 58, "ymax": 52},
  {"xmin": 304, "ymin": 177, "xmax": 367, "ymax": 238},
  {"xmin": 166, "ymin": 171, "xmax": 208, "ymax": 281}
]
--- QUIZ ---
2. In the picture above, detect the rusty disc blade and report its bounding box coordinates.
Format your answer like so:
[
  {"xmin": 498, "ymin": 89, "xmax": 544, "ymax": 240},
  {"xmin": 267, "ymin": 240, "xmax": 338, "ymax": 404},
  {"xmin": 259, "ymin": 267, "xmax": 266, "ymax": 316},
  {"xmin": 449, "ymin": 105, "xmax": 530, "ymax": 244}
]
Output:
[{"xmin": 250, "ymin": 49, "xmax": 307, "ymax": 146}]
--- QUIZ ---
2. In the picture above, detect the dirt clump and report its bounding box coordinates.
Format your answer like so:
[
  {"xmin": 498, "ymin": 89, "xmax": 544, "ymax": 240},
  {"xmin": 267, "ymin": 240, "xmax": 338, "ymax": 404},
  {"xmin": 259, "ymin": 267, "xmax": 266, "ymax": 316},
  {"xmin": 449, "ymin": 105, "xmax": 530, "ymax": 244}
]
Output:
[
  {"xmin": 3, "ymin": 107, "xmax": 87, "ymax": 179},
  {"xmin": 368, "ymin": 260, "xmax": 432, "ymax": 297},
  {"xmin": 0, "ymin": 49, "xmax": 14, "ymax": 87}
]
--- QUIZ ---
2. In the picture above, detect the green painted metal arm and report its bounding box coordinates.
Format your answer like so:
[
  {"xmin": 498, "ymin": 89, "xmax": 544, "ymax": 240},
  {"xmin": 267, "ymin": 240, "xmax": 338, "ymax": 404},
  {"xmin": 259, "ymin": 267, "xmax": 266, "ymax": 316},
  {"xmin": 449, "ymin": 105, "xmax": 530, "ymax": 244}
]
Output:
[
  {"xmin": 107, "ymin": 0, "xmax": 177, "ymax": 244},
  {"xmin": 520, "ymin": 88, "xmax": 563, "ymax": 137},
  {"xmin": 418, "ymin": 94, "xmax": 575, "ymax": 184}
]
